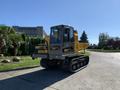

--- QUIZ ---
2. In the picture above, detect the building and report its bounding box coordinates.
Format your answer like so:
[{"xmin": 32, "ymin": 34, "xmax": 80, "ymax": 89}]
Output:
[{"xmin": 13, "ymin": 26, "xmax": 47, "ymax": 38}]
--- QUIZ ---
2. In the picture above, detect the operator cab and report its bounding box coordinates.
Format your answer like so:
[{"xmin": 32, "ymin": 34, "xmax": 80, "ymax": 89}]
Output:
[{"xmin": 49, "ymin": 25, "xmax": 74, "ymax": 60}]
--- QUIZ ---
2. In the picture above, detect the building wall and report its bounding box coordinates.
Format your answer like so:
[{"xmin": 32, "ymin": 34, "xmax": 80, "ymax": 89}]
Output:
[{"xmin": 13, "ymin": 26, "xmax": 47, "ymax": 38}]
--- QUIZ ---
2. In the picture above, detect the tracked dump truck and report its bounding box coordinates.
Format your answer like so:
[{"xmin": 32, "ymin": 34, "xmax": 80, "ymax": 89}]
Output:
[{"xmin": 32, "ymin": 25, "xmax": 89, "ymax": 72}]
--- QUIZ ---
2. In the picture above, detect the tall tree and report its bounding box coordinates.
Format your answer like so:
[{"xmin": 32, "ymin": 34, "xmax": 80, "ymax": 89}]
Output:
[
  {"xmin": 98, "ymin": 33, "xmax": 109, "ymax": 48},
  {"xmin": 80, "ymin": 31, "xmax": 88, "ymax": 43},
  {"xmin": 0, "ymin": 25, "xmax": 9, "ymax": 54},
  {"xmin": 9, "ymin": 34, "xmax": 23, "ymax": 56},
  {"xmin": 0, "ymin": 25, "xmax": 22, "ymax": 55}
]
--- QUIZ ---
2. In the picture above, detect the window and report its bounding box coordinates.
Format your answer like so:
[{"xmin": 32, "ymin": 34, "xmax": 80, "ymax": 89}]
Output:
[
  {"xmin": 63, "ymin": 28, "xmax": 74, "ymax": 42},
  {"xmin": 63, "ymin": 28, "xmax": 70, "ymax": 42},
  {"xmin": 70, "ymin": 29, "xmax": 74, "ymax": 42},
  {"xmin": 50, "ymin": 28, "xmax": 61, "ymax": 44}
]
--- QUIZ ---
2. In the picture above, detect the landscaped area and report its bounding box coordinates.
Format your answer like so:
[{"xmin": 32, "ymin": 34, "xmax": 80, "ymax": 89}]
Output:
[
  {"xmin": 0, "ymin": 56, "xmax": 40, "ymax": 72},
  {"xmin": 88, "ymin": 49, "xmax": 120, "ymax": 52},
  {"xmin": 0, "ymin": 25, "xmax": 42, "ymax": 72},
  {"xmin": 79, "ymin": 50, "xmax": 90, "ymax": 56},
  {"xmin": 0, "ymin": 51, "xmax": 90, "ymax": 72}
]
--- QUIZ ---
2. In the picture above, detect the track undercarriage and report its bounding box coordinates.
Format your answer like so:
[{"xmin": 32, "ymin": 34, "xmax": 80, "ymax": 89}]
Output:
[{"xmin": 41, "ymin": 55, "xmax": 89, "ymax": 73}]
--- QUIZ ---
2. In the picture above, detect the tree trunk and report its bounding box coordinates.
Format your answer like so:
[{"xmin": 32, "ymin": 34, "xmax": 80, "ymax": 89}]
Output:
[{"xmin": 13, "ymin": 48, "xmax": 17, "ymax": 56}]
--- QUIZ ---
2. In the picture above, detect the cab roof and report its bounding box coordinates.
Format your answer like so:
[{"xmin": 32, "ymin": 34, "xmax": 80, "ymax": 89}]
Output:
[{"xmin": 51, "ymin": 24, "xmax": 74, "ymax": 30}]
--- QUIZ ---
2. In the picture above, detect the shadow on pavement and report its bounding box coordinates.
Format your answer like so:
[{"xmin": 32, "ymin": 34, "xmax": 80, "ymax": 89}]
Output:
[{"xmin": 0, "ymin": 69, "xmax": 72, "ymax": 90}]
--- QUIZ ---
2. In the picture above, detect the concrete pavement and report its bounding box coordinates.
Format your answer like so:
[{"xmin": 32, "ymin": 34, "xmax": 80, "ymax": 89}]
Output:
[{"xmin": 0, "ymin": 51, "xmax": 120, "ymax": 90}]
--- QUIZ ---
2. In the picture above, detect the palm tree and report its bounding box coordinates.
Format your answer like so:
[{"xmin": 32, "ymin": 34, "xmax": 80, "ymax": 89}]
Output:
[{"xmin": 0, "ymin": 25, "xmax": 20, "ymax": 55}]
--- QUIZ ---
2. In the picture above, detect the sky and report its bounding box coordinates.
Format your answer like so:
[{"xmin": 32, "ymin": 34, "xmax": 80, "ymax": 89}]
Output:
[{"xmin": 0, "ymin": 0, "xmax": 120, "ymax": 44}]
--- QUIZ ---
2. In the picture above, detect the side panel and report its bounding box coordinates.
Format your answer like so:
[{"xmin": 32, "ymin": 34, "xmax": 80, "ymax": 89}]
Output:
[
  {"xmin": 78, "ymin": 43, "xmax": 89, "ymax": 51},
  {"xmin": 32, "ymin": 36, "xmax": 49, "ymax": 59},
  {"xmin": 74, "ymin": 31, "xmax": 79, "ymax": 53},
  {"xmin": 74, "ymin": 31, "xmax": 89, "ymax": 52}
]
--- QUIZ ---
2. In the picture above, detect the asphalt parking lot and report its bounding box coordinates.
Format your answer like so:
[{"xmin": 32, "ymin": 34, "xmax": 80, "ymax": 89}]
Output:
[{"xmin": 0, "ymin": 51, "xmax": 120, "ymax": 90}]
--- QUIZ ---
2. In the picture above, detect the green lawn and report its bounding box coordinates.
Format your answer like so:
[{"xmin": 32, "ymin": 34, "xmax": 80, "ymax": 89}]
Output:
[
  {"xmin": 79, "ymin": 50, "xmax": 91, "ymax": 56},
  {"xmin": 0, "ymin": 56, "xmax": 40, "ymax": 72},
  {"xmin": 88, "ymin": 49, "xmax": 120, "ymax": 52}
]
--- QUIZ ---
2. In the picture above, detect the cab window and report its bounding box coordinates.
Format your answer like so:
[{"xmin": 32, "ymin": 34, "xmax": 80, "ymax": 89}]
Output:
[
  {"xmin": 50, "ymin": 28, "xmax": 61, "ymax": 44},
  {"xmin": 63, "ymin": 28, "xmax": 74, "ymax": 42}
]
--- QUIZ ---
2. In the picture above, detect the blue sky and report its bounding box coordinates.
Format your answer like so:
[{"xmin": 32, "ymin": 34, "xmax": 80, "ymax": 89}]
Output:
[{"xmin": 0, "ymin": 0, "xmax": 120, "ymax": 44}]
